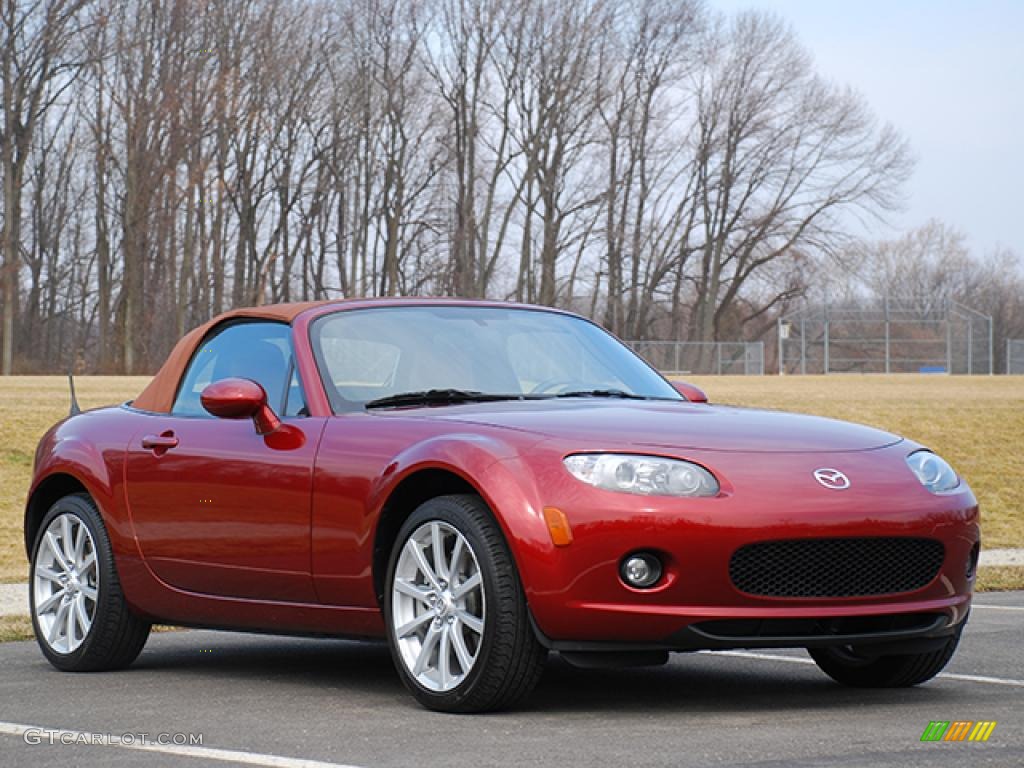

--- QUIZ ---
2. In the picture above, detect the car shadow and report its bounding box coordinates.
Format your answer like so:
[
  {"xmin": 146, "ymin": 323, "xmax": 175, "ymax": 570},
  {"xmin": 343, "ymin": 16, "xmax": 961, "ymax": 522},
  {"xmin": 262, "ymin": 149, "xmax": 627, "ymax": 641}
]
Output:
[
  {"xmin": 530, "ymin": 655, "xmax": 955, "ymax": 715},
  {"xmin": 133, "ymin": 633, "xmax": 401, "ymax": 693},
  {"xmin": 127, "ymin": 631, "xmax": 964, "ymax": 715}
]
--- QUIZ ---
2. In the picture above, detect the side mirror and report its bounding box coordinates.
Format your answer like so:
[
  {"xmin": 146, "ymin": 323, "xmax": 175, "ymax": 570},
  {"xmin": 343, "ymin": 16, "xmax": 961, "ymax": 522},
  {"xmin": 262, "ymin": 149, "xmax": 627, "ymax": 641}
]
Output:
[
  {"xmin": 671, "ymin": 380, "xmax": 708, "ymax": 404},
  {"xmin": 201, "ymin": 378, "xmax": 281, "ymax": 434}
]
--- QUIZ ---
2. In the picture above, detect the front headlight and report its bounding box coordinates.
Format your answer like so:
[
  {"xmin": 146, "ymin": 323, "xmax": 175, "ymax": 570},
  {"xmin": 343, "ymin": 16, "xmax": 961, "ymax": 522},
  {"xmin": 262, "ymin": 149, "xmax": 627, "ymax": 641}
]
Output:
[
  {"xmin": 906, "ymin": 450, "xmax": 960, "ymax": 494},
  {"xmin": 563, "ymin": 453, "xmax": 719, "ymax": 497}
]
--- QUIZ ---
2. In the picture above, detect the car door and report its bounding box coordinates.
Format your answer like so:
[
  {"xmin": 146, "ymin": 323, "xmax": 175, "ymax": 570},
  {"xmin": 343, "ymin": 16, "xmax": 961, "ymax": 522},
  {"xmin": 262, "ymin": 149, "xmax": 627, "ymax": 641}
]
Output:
[{"xmin": 124, "ymin": 320, "xmax": 324, "ymax": 603}]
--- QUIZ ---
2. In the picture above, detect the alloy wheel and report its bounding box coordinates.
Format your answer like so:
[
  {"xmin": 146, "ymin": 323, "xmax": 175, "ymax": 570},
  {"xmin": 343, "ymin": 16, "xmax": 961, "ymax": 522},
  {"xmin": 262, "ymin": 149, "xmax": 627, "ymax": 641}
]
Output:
[
  {"xmin": 391, "ymin": 520, "xmax": 486, "ymax": 692},
  {"xmin": 33, "ymin": 512, "xmax": 98, "ymax": 654}
]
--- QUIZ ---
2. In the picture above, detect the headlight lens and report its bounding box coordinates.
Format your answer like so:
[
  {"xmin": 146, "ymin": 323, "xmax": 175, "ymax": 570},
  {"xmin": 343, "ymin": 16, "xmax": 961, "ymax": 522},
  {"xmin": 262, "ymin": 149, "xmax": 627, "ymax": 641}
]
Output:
[
  {"xmin": 906, "ymin": 450, "xmax": 960, "ymax": 494},
  {"xmin": 563, "ymin": 453, "xmax": 719, "ymax": 497}
]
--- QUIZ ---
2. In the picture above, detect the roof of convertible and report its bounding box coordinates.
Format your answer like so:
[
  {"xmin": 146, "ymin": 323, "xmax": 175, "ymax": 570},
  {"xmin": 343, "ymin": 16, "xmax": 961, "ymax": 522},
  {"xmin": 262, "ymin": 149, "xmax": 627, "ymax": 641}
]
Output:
[
  {"xmin": 132, "ymin": 300, "xmax": 332, "ymax": 412},
  {"xmin": 131, "ymin": 296, "xmax": 557, "ymax": 413}
]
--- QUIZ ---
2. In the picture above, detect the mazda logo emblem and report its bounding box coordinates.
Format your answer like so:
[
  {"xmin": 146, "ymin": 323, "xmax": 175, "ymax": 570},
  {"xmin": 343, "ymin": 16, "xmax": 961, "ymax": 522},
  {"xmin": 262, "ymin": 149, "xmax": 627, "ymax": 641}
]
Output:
[{"xmin": 813, "ymin": 468, "xmax": 850, "ymax": 490}]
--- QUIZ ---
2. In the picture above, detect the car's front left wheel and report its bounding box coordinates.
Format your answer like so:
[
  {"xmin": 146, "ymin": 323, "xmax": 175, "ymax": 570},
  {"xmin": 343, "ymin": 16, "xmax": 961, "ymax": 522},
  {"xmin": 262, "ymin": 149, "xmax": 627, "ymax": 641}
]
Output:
[
  {"xmin": 30, "ymin": 493, "xmax": 151, "ymax": 671},
  {"xmin": 384, "ymin": 494, "xmax": 546, "ymax": 712}
]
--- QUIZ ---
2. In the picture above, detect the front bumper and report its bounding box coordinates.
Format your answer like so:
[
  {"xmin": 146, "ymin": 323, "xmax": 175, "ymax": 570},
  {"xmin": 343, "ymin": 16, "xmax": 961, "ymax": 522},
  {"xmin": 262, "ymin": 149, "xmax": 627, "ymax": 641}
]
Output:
[
  {"xmin": 517, "ymin": 442, "xmax": 980, "ymax": 650},
  {"xmin": 531, "ymin": 598, "xmax": 969, "ymax": 654}
]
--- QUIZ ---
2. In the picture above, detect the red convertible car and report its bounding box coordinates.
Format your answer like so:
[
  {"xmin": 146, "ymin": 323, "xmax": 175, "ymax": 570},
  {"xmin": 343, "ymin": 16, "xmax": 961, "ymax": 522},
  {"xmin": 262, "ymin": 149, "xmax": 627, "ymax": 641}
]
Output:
[{"xmin": 25, "ymin": 299, "xmax": 978, "ymax": 712}]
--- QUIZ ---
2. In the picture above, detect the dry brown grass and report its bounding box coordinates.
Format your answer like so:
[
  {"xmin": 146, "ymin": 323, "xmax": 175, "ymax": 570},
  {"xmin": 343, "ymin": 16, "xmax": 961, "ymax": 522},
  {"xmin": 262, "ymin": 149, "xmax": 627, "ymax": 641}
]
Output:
[
  {"xmin": 975, "ymin": 566, "xmax": 1024, "ymax": 592},
  {"xmin": 0, "ymin": 377, "xmax": 148, "ymax": 582},
  {"xmin": 0, "ymin": 616, "xmax": 183, "ymax": 643},
  {"xmin": 0, "ymin": 615, "xmax": 34, "ymax": 642},
  {"xmin": 1, "ymin": 375, "xmax": 1021, "ymax": 585}
]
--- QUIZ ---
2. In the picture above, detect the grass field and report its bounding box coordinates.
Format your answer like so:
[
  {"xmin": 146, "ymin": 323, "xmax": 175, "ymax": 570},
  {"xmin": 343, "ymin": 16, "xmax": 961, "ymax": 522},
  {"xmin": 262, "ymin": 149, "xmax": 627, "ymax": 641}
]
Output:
[
  {"xmin": 1, "ymin": 375, "xmax": 1021, "ymax": 586},
  {"xmin": 1, "ymin": 377, "xmax": 148, "ymax": 583}
]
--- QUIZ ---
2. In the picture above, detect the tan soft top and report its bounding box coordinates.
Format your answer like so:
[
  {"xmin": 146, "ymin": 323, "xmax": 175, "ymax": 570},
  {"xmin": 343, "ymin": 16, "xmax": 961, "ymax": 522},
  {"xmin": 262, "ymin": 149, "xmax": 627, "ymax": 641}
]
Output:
[{"xmin": 132, "ymin": 300, "xmax": 330, "ymax": 413}]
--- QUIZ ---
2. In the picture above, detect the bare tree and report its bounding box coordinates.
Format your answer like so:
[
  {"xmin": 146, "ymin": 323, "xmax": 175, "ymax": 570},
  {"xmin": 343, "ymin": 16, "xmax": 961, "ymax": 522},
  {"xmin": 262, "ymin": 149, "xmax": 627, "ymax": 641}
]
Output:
[
  {"xmin": 683, "ymin": 11, "xmax": 912, "ymax": 342},
  {"xmin": 4, "ymin": 0, "xmax": 969, "ymax": 375},
  {"xmin": 1, "ymin": 0, "xmax": 92, "ymax": 374},
  {"xmin": 502, "ymin": 0, "xmax": 609, "ymax": 306},
  {"xmin": 596, "ymin": 0, "xmax": 700, "ymax": 337}
]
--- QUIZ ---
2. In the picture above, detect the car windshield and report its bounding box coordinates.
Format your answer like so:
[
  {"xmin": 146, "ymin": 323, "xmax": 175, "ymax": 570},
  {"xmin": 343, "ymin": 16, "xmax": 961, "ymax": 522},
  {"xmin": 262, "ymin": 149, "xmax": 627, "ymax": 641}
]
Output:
[{"xmin": 311, "ymin": 305, "xmax": 681, "ymax": 411}]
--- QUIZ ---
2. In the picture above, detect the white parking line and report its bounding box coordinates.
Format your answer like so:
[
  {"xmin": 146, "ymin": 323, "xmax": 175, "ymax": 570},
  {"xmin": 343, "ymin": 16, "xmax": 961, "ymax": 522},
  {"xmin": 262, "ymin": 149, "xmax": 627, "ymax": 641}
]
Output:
[
  {"xmin": 699, "ymin": 650, "xmax": 815, "ymax": 665},
  {"xmin": 972, "ymin": 604, "xmax": 1024, "ymax": 612},
  {"xmin": 699, "ymin": 650, "xmax": 1024, "ymax": 687},
  {"xmin": 939, "ymin": 673, "xmax": 1024, "ymax": 687},
  {"xmin": 0, "ymin": 721, "xmax": 364, "ymax": 768}
]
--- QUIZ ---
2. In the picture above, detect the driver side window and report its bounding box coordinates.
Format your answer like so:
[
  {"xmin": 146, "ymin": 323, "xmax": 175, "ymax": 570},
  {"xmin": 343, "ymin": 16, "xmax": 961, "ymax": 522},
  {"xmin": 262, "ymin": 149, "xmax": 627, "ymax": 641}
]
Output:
[{"xmin": 172, "ymin": 321, "xmax": 307, "ymax": 417}]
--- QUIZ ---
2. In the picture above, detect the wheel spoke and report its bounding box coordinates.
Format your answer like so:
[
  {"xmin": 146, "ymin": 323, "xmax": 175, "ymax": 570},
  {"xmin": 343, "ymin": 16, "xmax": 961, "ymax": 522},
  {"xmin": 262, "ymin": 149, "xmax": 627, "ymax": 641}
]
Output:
[
  {"xmin": 431, "ymin": 522, "xmax": 448, "ymax": 581},
  {"xmin": 408, "ymin": 539, "xmax": 442, "ymax": 592},
  {"xmin": 60, "ymin": 515, "xmax": 74, "ymax": 563},
  {"xmin": 45, "ymin": 532, "xmax": 71, "ymax": 573},
  {"xmin": 66, "ymin": 598, "xmax": 76, "ymax": 646},
  {"xmin": 36, "ymin": 566, "xmax": 64, "ymax": 585},
  {"xmin": 451, "ymin": 624, "xmax": 474, "ymax": 673},
  {"xmin": 48, "ymin": 602, "xmax": 68, "ymax": 644},
  {"xmin": 456, "ymin": 609, "xmax": 483, "ymax": 636},
  {"xmin": 36, "ymin": 589, "xmax": 65, "ymax": 614},
  {"xmin": 449, "ymin": 536, "xmax": 464, "ymax": 580},
  {"xmin": 438, "ymin": 625, "xmax": 451, "ymax": 688},
  {"xmin": 77, "ymin": 552, "xmax": 96, "ymax": 577},
  {"xmin": 79, "ymin": 585, "xmax": 98, "ymax": 603},
  {"xmin": 396, "ymin": 611, "xmax": 434, "ymax": 639},
  {"xmin": 73, "ymin": 522, "xmax": 86, "ymax": 563},
  {"xmin": 393, "ymin": 578, "xmax": 433, "ymax": 605},
  {"xmin": 413, "ymin": 624, "xmax": 441, "ymax": 677},
  {"xmin": 452, "ymin": 571, "xmax": 481, "ymax": 600},
  {"xmin": 74, "ymin": 594, "xmax": 90, "ymax": 637}
]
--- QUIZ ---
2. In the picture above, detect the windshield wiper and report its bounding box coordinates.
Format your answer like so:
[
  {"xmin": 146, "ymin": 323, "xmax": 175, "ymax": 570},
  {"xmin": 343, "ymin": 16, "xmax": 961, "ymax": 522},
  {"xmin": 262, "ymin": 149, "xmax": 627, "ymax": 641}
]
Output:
[
  {"xmin": 365, "ymin": 389, "xmax": 535, "ymax": 409},
  {"xmin": 552, "ymin": 388, "xmax": 650, "ymax": 400}
]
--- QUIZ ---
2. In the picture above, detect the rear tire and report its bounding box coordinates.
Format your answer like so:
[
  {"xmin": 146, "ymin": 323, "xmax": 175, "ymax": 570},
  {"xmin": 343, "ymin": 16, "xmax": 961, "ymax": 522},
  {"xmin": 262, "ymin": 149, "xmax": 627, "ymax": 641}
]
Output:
[
  {"xmin": 384, "ymin": 494, "xmax": 546, "ymax": 712},
  {"xmin": 30, "ymin": 493, "xmax": 151, "ymax": 671},
  {"xmin": 808, "ymin": 627, "xmax": 962, "ymax": 688}
]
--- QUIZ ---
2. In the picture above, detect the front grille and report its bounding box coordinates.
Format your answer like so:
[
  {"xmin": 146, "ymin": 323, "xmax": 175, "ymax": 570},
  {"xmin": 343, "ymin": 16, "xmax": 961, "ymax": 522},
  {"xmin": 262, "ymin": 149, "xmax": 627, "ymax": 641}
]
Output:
[{"xmin": 729, "ymin": 537, "xmax": 944, "ymax": 598}]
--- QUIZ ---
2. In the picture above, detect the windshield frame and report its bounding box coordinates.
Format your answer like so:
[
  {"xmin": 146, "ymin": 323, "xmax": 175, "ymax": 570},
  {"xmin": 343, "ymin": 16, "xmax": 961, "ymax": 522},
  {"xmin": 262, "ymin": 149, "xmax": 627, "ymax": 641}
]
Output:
[{"xmin": 308, "ymin": 303, "xmax": 682, "ymax": 414}]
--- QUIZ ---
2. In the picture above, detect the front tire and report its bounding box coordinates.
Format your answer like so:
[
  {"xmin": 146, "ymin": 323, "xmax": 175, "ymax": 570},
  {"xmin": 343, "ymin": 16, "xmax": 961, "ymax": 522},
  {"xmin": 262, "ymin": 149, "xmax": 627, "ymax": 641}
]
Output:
[
  {"xmin": 808, "ymin": 627, "xmax": 963, "ymax": 688},
  {"xmin": 384, "ymin": 494, "xmax": 546, "ymax": 712},
  {"xmin": 30, "ymin": 493, "xmax": 151, "ymax": 671}
]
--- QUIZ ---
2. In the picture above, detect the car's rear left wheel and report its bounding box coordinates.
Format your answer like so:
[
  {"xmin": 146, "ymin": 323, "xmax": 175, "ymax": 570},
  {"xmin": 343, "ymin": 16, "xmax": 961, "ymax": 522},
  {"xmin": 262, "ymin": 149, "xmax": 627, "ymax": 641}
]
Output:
[
  {"xmin": 30, "ymin": 493, "xmax": 151, "ymax": 671},
  {"xmin": 384, "ymin": 494, "xmax": 546, "ymax": 712}
]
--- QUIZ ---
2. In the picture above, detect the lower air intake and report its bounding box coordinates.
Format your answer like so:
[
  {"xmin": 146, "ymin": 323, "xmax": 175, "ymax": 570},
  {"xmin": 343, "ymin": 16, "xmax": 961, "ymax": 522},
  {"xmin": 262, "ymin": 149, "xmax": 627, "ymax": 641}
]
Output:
[{"xmin": 729, "ymin": 537, "xmax": 945, "ymax": 598}]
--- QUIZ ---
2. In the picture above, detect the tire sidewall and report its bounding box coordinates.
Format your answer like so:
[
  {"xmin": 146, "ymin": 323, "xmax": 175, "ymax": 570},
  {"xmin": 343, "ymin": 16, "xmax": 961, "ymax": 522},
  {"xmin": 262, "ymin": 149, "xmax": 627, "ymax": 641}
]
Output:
[
  {"xmin": 29, "ymin": 494, "xmax": 115, "ymax": 670},
  {"xmin": 384, "ymin": 497, "xmax": 508, "ymax": 709}
]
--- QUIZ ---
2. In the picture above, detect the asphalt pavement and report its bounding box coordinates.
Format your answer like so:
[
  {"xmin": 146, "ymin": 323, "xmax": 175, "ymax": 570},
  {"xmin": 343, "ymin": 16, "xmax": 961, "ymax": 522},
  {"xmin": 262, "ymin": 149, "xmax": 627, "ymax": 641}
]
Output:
[{"xmin": 1, "ymin": 592, "xmax": 1021, "ymax": 768}]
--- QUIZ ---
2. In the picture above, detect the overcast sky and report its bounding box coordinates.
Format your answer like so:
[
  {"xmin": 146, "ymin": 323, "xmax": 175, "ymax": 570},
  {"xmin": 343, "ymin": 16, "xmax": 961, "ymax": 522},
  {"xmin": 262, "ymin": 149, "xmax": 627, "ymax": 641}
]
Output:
[{"xmin": 713, "ymin": 0, "xmax": 1023, "ymax": 259}]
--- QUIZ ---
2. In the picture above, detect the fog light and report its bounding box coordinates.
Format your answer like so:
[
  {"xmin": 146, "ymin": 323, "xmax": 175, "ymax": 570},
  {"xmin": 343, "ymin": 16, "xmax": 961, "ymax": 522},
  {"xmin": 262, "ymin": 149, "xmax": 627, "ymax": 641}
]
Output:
[
  {"xmin": 966, "ymin": 542, "xmax": 980, "ymax": 579},
  {"xmin": 621, "ymin": 553, "xmax": 662, "ymax": 589}
]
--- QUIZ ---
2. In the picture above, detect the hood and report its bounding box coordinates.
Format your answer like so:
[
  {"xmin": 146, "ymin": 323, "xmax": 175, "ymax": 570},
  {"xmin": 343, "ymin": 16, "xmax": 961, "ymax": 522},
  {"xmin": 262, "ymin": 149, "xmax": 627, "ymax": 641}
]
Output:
[{"xmin": 399, "ymin": 400, "xmax": 901, "ymax": 454}]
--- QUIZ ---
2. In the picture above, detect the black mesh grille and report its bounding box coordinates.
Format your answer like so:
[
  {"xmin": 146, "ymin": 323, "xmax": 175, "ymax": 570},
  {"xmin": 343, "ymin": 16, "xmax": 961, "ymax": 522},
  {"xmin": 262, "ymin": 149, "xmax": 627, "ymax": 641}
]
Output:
[{"xmin": 729, "ymin": 537, "xmax": 944, "ymax": 598}]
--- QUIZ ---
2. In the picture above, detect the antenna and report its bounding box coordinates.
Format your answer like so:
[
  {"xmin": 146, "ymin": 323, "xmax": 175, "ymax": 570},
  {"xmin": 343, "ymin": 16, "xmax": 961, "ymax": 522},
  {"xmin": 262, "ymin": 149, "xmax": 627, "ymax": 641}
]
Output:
[{"xmin": 68, "ymin": 371, "xmax": 81, "ymax": 417}]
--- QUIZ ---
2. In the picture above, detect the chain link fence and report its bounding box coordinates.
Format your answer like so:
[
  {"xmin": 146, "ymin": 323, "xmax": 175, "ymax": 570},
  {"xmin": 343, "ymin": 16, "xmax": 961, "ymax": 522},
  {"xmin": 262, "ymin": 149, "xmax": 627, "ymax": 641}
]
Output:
[
  {"xmin": 778, "ymin": 298, "xmax": 994, "ymax": 375},
  {"xmin": 625, "ymin": 341, "xmax": 765, "ymax": 375},
  {"xmin": 1009, "ymin": 340, "xmax": 1024, "ymax": 375}
]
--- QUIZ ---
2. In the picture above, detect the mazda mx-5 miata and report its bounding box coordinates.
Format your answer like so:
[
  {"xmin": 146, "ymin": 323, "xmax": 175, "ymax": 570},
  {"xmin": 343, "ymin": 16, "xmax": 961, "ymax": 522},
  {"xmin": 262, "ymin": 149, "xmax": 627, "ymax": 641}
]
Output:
[{"xmin": 25, "ymin": 299, "xmax": 979, "ymax": 712}]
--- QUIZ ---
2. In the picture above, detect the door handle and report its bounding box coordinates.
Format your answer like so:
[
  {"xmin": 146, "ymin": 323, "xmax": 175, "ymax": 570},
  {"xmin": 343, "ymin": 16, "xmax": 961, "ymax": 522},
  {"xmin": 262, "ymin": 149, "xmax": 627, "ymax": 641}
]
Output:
[{"xmin": 142, "ymin": 432, "xmax": 179, "ymax": 453}]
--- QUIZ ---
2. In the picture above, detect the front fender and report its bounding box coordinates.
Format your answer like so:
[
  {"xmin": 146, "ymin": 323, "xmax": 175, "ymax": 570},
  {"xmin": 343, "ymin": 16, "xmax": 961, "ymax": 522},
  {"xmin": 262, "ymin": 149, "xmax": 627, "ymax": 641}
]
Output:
[
  {"xmin": 371, "ymin": 433, "xmax": 558, "ymax": 593},
  {"xmin": 311, "ymin": 417, "xmax": 558, "ymax": 609}
]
